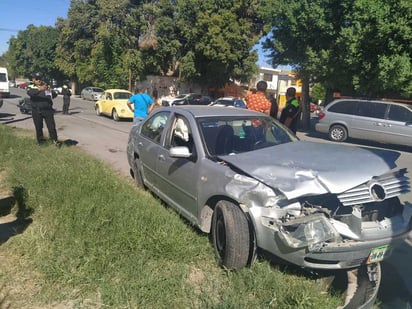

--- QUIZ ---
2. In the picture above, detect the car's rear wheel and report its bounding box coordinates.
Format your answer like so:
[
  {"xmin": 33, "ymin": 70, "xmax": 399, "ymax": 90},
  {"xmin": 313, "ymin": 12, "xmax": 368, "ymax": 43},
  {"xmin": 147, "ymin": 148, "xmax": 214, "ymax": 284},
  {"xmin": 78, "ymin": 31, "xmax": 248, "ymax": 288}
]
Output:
[
  {"xmin": 133, "ymin": 158, "xmax": 145, "ymax": 189},
  {"xmin": 329, "ymin": 124, "xmax": 348, "ymax": 142},
  {"xmin": 211, "ymin": 200, "xmax": 251, "ymax": 270},
  {"xmin": 95, "ymin": 105, "xmax": 101, "ymax": 116},
  {"xmin": 112, "ymin": 109, "xmax": 120, "ymax": 121}
]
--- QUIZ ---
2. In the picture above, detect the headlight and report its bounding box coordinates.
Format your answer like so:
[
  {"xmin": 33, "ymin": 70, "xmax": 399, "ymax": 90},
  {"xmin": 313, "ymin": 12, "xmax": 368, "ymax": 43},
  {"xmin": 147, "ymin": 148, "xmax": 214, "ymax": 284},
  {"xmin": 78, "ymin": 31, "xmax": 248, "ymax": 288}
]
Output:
[{"xmin": 278, "ymin": 214, "xmax": 340, "ymax": 249}]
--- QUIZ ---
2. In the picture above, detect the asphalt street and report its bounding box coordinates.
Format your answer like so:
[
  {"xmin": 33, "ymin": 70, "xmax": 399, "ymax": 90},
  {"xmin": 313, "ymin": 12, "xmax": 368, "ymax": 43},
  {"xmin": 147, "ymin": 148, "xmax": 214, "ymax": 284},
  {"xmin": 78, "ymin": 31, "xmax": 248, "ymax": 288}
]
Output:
[{"xmin": 1, "ymin": 88, "xmax": 411, "ymax": 308}]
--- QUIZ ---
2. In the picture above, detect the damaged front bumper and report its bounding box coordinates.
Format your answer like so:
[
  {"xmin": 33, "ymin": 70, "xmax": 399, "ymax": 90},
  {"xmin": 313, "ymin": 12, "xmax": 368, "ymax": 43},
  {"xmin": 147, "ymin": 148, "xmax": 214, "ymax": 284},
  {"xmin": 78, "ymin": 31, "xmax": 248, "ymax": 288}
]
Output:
[{"xmin": 250, "ymin": 201, "xmax": 412, "ymax": 270}]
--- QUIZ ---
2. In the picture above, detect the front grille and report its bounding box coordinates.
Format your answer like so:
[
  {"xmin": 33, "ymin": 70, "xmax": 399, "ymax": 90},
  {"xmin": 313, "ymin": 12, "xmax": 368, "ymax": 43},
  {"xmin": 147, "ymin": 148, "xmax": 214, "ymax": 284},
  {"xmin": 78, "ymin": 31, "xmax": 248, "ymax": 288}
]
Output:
[{"xmin": 337, "ymin": 169, "xmax": 410, "ymax": 206}]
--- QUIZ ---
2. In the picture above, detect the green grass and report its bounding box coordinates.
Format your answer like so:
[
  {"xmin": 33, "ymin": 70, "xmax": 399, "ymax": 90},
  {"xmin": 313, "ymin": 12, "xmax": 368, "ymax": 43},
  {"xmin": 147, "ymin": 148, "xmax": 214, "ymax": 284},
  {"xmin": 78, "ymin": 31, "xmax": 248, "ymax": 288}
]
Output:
[{"xmin": 0, "ymin": 124, "xmax": 342, "ymax": 308}]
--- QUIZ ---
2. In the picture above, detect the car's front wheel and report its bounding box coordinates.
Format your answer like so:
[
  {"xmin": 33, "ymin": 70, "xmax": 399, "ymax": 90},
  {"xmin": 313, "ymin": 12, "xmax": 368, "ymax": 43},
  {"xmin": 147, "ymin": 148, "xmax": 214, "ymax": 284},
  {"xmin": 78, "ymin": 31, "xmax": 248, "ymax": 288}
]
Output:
[
  {"xmin": 329, "ymin": 124, "xmax": 348, "ymax": 142},
  {"xmin": 112, "ymin": 109, "xmax": 120, "ymax": 121},
  {"xmin": 211, "ymin": 200, "xmax": 251, "ymax": 270}
]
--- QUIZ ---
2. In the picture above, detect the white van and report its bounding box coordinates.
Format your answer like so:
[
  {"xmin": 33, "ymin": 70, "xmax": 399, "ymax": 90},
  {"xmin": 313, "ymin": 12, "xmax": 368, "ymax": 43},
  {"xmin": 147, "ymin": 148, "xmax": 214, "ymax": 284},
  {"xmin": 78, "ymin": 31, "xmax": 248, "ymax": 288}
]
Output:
[{"xmin": 0, "ymin": 67, "xmax": 10, "ymax": 98}]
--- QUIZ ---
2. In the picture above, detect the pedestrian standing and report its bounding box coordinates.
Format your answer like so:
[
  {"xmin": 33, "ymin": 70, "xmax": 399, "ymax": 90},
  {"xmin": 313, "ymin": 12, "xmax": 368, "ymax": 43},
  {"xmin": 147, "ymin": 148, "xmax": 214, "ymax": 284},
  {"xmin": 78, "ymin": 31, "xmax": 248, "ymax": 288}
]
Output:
[
  {"xmin": 244, "ymin": 81, "xmax": 271, "ymax": 115},
  {"xmin": 279, "ymin": 87, "xmax": 301, "ymax": 134},
  {"xmin": 127, "ymin": 86, "xmax": 155, "ymax": 125},
  {"xmin": 61, "ymin": 83, "xmax": 71, "ymax": 115},
  {"xmin": 152, "ymin": 87, "xmax": 158, "ymax": 102},
  {"xmin": 269, "ymin": 95, "xmax": 278, "ymax": 119},
  {"xmin": 27, "ymin": 73, "xmax": 60, "ymax": 145}
]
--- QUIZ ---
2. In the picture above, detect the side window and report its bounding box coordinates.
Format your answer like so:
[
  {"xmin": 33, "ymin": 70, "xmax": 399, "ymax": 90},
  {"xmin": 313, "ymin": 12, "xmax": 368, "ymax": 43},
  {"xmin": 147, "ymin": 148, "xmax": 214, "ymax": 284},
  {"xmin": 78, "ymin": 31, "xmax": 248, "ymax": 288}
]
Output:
[
  {"xmin": 141, "ymin": 111, "xmax": 170, "ymax": 143},
  {"xmin": 328, "ymin": 101, "xmax": 358, "ymax": 115},
  {"xmin": 357, "ymin": 102, "xmax": 387, "ymax": 119},
  {"xmin": 387, "ymin": 105, "xmax": 412, "ymax": 122},
  {"xmin": 169, "ymin": 115, "xmax": 195, "ymax": 153}
]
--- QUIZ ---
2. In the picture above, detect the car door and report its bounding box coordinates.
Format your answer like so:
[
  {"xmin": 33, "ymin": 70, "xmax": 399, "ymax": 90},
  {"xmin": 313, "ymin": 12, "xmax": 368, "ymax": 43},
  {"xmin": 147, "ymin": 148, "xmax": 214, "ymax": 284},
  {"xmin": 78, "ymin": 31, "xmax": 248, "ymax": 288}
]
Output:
[
  {"xmin": 384, "ymin": 104, "xmax": 412, "ymax": 146},
  {"xmin": 351, "ymin": 101, "xmax": 388, "ymax": 142},
  {"xmin": 154, "ymin": 114, "xmax": 200, "ymax": 222},
  {"xmin": 100, "ymin": 92, "xmax": 113, "ymax": 115},
  {"xmin": 138, "ymin": 111, "xmax": 172, "ymax": 189}
]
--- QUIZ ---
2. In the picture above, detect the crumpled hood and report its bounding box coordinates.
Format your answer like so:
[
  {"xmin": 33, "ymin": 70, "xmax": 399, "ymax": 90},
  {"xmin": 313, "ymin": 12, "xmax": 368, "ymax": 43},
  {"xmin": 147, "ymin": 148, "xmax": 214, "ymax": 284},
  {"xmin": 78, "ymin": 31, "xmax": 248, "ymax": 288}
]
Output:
[{"xmin": 220, "ymin": 141, "xmax": 399, "ymax": 199}]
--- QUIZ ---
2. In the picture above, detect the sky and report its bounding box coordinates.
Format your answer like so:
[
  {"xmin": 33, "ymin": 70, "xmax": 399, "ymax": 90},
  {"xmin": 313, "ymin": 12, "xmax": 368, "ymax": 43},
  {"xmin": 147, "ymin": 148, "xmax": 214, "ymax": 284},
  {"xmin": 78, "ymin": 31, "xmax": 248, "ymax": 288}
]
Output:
[
  {"xmin": 0, "ymin": 0, "xmax": 70, "ymax": 55},
  {"xmin": 0, "ymin": 0, "xmax": 272, "ymax": 67}
]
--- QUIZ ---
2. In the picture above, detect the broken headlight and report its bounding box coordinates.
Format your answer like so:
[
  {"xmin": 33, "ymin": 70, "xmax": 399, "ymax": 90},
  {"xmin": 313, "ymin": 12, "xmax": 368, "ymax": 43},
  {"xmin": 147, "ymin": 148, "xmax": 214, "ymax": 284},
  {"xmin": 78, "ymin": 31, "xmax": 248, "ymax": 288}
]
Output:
[{"xmin": 278, "ymin": 214, "xmax": 340, "ymax": 248}]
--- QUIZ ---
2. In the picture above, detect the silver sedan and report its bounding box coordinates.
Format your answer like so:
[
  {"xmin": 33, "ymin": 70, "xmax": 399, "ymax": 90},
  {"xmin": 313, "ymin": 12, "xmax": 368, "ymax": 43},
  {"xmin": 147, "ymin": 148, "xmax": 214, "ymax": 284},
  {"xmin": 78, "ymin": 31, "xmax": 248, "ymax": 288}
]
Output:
[
  {"xmin": 127, "ymin": 106, "xmax": 412, "ymax": 305},
  {"xmin": 80, "ymin": 86, "xmax": 104, "ymax": 101}
]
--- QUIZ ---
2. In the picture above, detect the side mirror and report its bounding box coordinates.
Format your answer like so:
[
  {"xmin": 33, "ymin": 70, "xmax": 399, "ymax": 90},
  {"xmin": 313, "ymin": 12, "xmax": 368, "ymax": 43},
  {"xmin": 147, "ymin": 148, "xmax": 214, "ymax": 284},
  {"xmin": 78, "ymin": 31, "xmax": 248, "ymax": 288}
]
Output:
[{"xmin": 169, "ymin": 146, "xmax": 191, "ymax": 158}]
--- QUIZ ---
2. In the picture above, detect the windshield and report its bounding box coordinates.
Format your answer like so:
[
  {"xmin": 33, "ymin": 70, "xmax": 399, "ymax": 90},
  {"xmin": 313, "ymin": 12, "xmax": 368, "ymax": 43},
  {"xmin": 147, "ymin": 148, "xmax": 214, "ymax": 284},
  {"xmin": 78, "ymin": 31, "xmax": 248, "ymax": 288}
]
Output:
[
  {"xmin": 114, "ymin": 92, "xmax": 131, "ymax": 100},
  {"xmin": 198, "ymin": 116, "xmax": 297, "ymax": 156}
]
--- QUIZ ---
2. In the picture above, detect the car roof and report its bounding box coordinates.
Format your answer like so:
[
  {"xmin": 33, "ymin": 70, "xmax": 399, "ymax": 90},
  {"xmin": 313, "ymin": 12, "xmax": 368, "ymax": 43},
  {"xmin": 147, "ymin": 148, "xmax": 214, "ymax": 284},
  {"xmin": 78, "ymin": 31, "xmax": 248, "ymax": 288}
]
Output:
[
  {"xmin": 105, "ymin": 89, "xmax": 131, "ymax": 93},
  {"xmin": 215, "ymin": 96, "xmax": 237, "ymax": 100},
  {"xmin": 329, "ymin": 98, "xmax": 412, "ymax": 108},
  {"xmin": 157, "ymin": 105, "xmax": 262, "ymax": 118}
]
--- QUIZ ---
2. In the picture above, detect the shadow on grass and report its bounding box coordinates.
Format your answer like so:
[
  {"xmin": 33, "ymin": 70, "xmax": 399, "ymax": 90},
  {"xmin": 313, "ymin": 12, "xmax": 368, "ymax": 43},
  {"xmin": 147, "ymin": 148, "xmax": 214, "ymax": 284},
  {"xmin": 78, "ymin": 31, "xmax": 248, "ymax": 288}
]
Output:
[{"xmin": 0, "ymin": 185, "xmax": 33, "ymax": 245}]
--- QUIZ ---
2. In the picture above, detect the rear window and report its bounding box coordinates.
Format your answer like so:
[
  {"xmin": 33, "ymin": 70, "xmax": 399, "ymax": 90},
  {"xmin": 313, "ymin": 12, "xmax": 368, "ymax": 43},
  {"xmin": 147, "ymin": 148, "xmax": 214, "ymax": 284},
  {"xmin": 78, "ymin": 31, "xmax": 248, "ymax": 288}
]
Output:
[
  {"xmin": 387, "ymin": 104, "xmax": 412, "ymax": 122},
  {"xmin": 328, "ymin": 100, "xmax": 358, "ymax": 115}
]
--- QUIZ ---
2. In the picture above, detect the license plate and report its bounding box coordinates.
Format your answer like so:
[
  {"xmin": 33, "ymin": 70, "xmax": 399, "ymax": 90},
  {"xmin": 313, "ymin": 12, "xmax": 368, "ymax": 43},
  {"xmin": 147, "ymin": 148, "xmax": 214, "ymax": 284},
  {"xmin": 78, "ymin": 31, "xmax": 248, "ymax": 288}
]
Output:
[{"xmin": 366, "ymin": 245, "xmax": 391, "ymax": 264}]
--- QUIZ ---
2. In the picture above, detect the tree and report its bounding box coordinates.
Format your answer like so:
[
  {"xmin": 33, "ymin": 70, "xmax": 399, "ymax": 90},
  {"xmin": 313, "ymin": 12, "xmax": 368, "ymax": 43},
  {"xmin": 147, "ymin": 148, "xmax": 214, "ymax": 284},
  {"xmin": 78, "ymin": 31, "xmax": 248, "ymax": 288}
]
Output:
[
  {"xmin": 170, "ymin": 0, "xmax": 263, "ymax": 89},
  {"xmin": 335, "ymin": 0, "xmax": 412, "ymax": 98},
  {"xmin": 261, "ymin": 0, "xmax": 412, "ymax": 101},
  {"xmin": 8, "ymin": 25, "xmax": 63, "ymax": 82}
]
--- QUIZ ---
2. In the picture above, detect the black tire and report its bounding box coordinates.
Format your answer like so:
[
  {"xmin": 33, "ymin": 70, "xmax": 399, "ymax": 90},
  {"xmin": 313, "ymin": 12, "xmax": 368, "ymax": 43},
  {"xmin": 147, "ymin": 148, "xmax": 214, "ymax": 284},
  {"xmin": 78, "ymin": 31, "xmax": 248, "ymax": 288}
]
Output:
[
  {"xmin": 95, "ymin": 105, "xmax": 101, "ymax": 116},
  {"xmin": 133, "ymin": 158, "xmax": 145, "ymax": 189},
  {"xmin": 211, "ymin": 200, "xmax": 251, "ymax": 270},
  {"xmin": 329, "ymin": 124, "xmax": 348, "ymax": 142},
  {"xmin": 112, "ymin": 109, "xmax": 119, "ymax": 121}
]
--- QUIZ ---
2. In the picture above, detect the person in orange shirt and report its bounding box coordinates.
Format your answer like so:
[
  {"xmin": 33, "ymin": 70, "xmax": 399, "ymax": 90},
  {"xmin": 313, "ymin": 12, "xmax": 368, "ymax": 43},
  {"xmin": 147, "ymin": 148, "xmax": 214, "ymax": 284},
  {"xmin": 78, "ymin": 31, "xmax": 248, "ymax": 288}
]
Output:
[{"xmin": 245, "ymin": 81, "xmax": 271, "ymax": 115}]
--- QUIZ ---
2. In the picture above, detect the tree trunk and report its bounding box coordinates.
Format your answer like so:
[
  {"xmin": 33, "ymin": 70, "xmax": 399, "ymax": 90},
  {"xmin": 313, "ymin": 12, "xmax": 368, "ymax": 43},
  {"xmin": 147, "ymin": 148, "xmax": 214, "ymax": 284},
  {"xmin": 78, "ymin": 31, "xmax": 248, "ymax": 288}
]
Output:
[{"xmin": 300, "ymin": 78, "xmax": 311, "ymax": 131}]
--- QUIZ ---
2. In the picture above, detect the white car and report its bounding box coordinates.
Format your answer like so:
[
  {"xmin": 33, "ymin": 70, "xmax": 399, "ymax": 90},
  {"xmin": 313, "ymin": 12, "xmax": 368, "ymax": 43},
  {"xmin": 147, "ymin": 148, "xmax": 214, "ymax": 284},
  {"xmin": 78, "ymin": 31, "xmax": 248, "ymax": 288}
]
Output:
[
  {"xmin": 81, "ymin": 87, "xmax": 105, "ymax": 101},
  {"xmin": 210, "ymin": 96, "xmax": 247, "ymax": 108}
]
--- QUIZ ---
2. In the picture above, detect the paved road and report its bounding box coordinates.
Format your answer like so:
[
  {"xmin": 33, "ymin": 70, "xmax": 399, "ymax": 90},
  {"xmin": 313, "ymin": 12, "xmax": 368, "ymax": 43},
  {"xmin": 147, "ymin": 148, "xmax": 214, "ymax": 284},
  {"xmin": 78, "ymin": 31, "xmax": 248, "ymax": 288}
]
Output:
[{"xmin": 1, "ymin": 88, "xmax": 411, "ymax": 307}]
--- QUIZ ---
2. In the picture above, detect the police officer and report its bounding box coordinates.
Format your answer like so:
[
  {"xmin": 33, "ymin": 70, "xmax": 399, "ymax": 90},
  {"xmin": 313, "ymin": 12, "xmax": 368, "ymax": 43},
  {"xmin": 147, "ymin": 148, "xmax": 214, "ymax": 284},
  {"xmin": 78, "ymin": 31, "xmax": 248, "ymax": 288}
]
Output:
[
  {"xmin": 27, "ymin": 73, "xmax": 59, "ymax": 145},
  {"xmin": 279, "ymin": 87, "xmax": 301, "ymax": 134},
  {"xmin": 61, "ymin": 82, "xmax": 71, "ymax": 115}
]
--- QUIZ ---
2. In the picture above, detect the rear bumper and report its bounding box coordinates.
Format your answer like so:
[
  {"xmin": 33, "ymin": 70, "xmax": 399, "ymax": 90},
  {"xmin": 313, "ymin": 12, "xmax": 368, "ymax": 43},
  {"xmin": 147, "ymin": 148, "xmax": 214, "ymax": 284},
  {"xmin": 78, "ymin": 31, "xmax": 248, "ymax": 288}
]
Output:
[{"xmin": 314, "ymin": 122, "xmax": 329, "ymax": 134}]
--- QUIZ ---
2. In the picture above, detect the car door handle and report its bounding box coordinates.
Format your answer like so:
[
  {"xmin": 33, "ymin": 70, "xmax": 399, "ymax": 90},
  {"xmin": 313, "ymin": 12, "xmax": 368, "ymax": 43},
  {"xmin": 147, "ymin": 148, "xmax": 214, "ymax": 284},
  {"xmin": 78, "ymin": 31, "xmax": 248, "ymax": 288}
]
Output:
[
  {"xmin": 375, "ymin": 123, "xmax": 391, "ymax": 127},
  {"xmin": 158, "ymin": 154, "xmax": 165, "ymax": 161},
  {"xmin": 137, "ymin": 142, "xmax": 143, "ymax": 148}
]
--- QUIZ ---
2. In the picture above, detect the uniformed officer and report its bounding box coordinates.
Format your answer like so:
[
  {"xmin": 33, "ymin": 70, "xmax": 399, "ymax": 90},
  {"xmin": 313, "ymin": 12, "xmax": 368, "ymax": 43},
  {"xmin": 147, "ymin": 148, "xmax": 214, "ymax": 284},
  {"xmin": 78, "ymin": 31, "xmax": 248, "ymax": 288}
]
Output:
[
  {"xmin": 61, "ymin": 83, "xmax": 71, "ymax": 115},
  {"xmin": 279, "ymin": 87, "xmax": 301, "ymax": 134},
  {"xmin": 27, "ymin": 73, "xmax": 59, "ymax": 145}
]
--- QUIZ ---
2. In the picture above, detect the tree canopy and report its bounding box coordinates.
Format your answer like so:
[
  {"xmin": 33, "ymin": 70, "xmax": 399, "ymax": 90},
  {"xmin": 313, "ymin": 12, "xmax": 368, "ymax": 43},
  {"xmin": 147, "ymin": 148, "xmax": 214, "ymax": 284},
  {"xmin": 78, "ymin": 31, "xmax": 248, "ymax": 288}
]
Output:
[
  {"xmin": 4, "ymin": 0, "xmax": 412, "ymax": 101},
  {"xmin": 261, "ymin": 0, "xmax": 412, "ymax": 99},
  {"xmin": 51, "ymin": 0, "xmax": 263, "ymax": 90}
]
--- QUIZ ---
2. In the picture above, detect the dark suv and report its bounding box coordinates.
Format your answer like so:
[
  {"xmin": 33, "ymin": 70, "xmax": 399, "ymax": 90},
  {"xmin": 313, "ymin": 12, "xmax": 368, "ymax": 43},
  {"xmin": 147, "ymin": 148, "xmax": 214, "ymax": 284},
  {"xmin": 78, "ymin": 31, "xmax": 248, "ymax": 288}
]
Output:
[{"xmin": 163, "ymin": 93, "xmax": 212, "ymax": 106}]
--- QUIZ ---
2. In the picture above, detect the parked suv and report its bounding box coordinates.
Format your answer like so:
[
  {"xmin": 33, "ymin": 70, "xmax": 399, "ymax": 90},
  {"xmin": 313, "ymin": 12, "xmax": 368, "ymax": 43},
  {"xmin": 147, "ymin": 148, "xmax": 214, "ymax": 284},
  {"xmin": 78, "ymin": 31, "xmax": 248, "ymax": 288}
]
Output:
[{"xmin": 315, "ymin": 99, "xmax": 412, "ymax": 147}]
